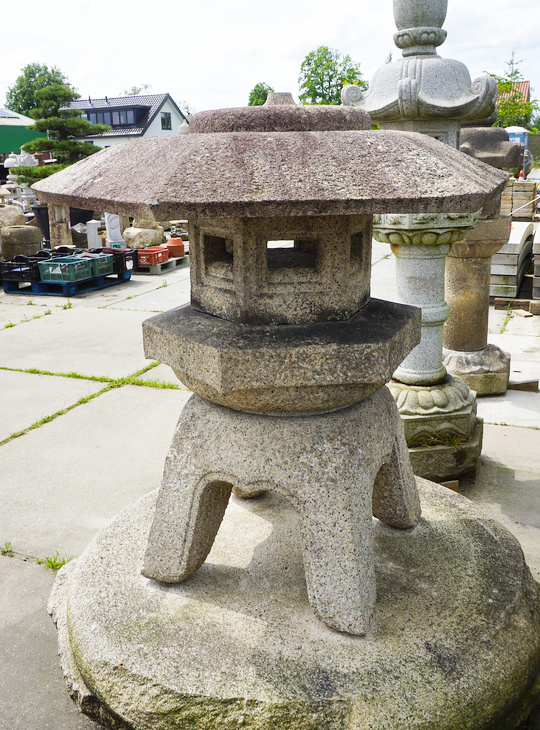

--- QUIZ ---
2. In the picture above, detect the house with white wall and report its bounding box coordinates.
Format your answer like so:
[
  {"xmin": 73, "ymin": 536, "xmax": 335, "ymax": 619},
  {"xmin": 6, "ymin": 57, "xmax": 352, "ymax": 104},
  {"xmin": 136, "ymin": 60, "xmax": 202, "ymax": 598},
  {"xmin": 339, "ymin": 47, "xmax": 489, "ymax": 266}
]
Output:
[{"xmin": 68, "ymin": 93, "xmax": 187, "ymax": 147}]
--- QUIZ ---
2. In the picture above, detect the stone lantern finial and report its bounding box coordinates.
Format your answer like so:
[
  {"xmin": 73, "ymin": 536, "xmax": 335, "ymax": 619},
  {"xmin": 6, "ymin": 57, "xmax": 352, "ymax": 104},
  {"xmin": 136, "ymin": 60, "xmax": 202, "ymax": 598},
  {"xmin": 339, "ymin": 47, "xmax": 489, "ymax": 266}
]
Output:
[
  {"xmin": 342, "ymin": 0, "xmax": 497, "ymax": 132},
  {"xmin": 393, "ymin": 0, "xmax": 448, "ymax": 56}
]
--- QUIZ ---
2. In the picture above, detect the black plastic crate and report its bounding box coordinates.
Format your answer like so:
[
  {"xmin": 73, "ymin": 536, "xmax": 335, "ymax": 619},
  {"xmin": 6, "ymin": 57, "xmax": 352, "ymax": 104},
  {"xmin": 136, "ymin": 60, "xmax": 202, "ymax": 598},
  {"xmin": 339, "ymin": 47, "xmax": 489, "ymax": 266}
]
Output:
[
  {"xmin": 88, "ymin": 247, "xmax": 137, "ymax": 274},
  {"xmin": 0, "ymin": 251, "xmax": 61, "ymax": 282}
]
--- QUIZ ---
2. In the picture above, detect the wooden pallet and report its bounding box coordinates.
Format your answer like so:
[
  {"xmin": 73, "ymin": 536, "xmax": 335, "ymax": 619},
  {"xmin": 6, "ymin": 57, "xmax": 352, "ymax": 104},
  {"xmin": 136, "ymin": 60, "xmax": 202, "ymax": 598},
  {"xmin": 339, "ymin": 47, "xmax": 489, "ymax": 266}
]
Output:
[
  {"xmin": 3, "ymin": 270, "xmax": 131, "ymax": 297},
  {"xmin": 134, "ymin": 255, "xmax": 187, "ymax": 275},
  {"xmin": 492, "ymin": 297, "xmax": 540, "ymax": 315}
]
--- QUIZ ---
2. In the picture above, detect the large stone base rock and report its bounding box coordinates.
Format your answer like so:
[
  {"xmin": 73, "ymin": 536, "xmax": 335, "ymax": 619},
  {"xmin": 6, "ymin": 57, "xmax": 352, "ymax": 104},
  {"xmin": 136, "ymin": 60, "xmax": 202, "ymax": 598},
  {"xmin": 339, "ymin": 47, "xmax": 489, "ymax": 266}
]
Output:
[
  {"xmin": 123, "ymin": 226, "xmax": 164, "ymax": 248},
  {"xmin": 49, "ymin": 479, "xmax": 540, "ymax": 730}
]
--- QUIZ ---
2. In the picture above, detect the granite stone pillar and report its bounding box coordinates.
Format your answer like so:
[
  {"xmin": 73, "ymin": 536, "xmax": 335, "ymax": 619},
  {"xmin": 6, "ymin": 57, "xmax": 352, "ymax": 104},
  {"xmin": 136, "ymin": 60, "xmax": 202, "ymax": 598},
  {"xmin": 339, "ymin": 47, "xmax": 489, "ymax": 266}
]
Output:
[
  {"xmin": 443, "ymin": 217, "xmax": 512, "ymax": 394},
  {"xmin": 48, "ymin": 203, "xmax": 72, "ymax": 248},
  {"xmin": 442, "ymin": 126, "xmax": 523, "ymax": 394}
]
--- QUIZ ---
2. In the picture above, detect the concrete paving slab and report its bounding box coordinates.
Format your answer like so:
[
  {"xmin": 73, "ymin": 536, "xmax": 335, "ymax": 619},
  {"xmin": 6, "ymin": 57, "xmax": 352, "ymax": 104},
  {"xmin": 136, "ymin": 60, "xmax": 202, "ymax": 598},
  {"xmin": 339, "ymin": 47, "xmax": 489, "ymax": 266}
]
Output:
[
  {"xmin": 0, "ymin": 300, "xmax": 59, "ymax": 327},
  {"xmin": 0, "ymin": 557, "xmax": 102, "ymax": 729},
  {"xmin": 0, "ymin": 308, "xmax": 151, "ymax": 378},
  {"xmin": 487, "ymin": 308, "xmax": 509, "ymax": 334},
  {"xmin": 136, "ymin": 362, "xmax": 183, "ymax": 386},
  {"xmin": 112, "ymin": 277, "xmax": 191, "ymax": 312},
  {"xmin": 0, "ymin": 385, "xmax": 191, "ymax": 559},
  {"xmin": 477, "ymin": 389, "xmax": 540, "ymax": 428},
  {"xmin": 371, "ymin": 239, "xmax": 392, "ymax": 265},
  {"xmin": 0, "ymin": 370, "xmax": 105, "ymax": 442},
  {"xmin": 489, "ymin": 333, "xmax": 540, "ymax": 362},
  {"xmin": 370, "ymin": 252, "xmax": 397, "ymax": 303},
  {"xmin": 502, "ymin": 312, "xmax": 540, "ymax": 337},
  {"xmin": 461, "ymin": 423, "xmax": 540, "ymax": 581}
]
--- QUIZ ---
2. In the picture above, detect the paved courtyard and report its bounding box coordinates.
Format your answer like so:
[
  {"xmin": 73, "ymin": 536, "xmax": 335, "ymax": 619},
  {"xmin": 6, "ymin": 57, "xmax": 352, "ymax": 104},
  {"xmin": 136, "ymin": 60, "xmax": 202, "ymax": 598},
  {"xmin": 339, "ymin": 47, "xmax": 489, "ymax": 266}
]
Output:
[{"xmin": 1, "ymin": 244, "xmax": 539, "ymax": 728}]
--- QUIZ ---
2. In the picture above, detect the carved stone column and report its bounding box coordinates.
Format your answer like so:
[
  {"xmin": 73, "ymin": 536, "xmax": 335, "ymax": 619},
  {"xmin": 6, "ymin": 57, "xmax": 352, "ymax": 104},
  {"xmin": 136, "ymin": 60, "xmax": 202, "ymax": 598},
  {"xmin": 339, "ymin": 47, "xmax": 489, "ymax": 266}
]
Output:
[
  {"xmin": 443, "ymin": 217, "xmax": 512, "ymax": 395},
  {"xmin": 373, "ymin": 212, "xmax": 483, "ymax": 478},
  {"xmin": 442, "ymin": 127, "xmax": 522, "ymax": 395}
]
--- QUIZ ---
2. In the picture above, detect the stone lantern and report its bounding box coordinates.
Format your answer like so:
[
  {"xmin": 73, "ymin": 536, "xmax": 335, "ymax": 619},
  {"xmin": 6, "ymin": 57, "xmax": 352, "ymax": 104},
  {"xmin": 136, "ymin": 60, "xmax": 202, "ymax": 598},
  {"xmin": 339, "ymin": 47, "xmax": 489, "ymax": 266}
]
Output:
[
  {"xmin": 33, "ymin": 96, "xmax": 537, "ymax": 730},
  {"xmin": 35, "ymin": 93, "xmax": 505, "ymax": 633},
  {"xmin": 342, "ymin": 0, "xmax": 501, "ymax": 480}
]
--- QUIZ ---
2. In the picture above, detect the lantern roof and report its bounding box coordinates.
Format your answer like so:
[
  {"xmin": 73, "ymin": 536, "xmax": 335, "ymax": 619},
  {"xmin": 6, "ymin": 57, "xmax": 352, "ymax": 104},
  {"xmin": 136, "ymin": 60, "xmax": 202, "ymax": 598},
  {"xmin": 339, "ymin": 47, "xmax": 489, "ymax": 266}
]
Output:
[{"xmin": 33, "ymin": 95, "xmax": 508, "ymax": 219}]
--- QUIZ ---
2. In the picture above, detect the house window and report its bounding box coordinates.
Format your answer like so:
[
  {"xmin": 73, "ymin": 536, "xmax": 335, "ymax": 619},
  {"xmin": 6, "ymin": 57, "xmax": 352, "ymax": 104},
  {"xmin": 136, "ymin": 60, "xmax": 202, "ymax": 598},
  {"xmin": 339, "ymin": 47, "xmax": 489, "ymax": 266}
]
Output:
[
  {"xmin": 110, "ymin": 109, "xmax": 136, "ymax": 126},
  {"xmin": 161, "ymin": 112, "xmax": 172, "ymax": 130}
]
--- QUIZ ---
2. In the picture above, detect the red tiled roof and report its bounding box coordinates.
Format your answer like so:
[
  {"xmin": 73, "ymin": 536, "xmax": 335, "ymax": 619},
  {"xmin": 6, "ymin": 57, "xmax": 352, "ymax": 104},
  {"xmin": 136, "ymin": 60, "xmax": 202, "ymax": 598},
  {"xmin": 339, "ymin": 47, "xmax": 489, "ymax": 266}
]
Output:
[{"xmin": 498, "ymin": 81, "xmax": 530, "ymax": 103}]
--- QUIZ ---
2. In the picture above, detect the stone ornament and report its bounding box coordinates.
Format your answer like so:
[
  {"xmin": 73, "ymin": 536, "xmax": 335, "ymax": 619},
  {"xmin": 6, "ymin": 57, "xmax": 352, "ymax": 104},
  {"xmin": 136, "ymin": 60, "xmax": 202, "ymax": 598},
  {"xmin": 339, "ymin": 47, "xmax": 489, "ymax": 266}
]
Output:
[
  {"xmin": 389, "ymin": 375, "xmax": 477, "ymax": 445},
  {"xmin": 342, "ymin": 0, "xmax": 497, "ymax": 123},
  {"xmin": 142, "ymin": 389, "xmax": 421, "ymax": 635},
  {"xmin": 34, "ymin": 95, "xmax": 506, "ymax": 640},
  {"xmin": 373, "ymin": 211, "xmax": 480, "ymax": 246}
]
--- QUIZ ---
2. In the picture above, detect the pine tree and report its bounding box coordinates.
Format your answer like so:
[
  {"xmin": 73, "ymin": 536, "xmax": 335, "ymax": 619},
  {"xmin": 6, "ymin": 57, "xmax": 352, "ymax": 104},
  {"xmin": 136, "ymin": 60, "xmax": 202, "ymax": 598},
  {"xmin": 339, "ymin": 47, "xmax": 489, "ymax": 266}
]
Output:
[{"xmin": 13, "ymin": 84, "xmax": 110, "ymax": 185}]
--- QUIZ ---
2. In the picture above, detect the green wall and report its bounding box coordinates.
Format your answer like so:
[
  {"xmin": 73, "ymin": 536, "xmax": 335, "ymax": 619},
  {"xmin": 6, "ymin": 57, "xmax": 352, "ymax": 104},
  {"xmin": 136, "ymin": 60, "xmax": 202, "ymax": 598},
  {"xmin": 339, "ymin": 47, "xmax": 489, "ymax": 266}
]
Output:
[{"xmin": 0, "ymin": 126, "xmax": 46, "ymax": 154}]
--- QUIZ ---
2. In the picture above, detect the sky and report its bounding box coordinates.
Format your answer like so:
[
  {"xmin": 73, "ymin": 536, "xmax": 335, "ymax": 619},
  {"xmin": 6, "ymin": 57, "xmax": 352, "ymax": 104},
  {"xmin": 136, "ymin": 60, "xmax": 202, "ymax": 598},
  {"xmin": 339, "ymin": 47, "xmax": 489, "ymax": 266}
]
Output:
[{"xmin": 1, "ymin": 0, "xmax": 539, "ymax": 117}]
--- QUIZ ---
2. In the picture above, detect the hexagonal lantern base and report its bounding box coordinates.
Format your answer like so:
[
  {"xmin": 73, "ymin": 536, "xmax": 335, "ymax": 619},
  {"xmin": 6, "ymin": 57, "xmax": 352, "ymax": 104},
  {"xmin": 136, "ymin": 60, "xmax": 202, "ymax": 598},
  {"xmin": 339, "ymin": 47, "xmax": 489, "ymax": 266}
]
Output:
[{"xmin": 143, "ymin": 298, "xmax": 421, "ymax": 414}]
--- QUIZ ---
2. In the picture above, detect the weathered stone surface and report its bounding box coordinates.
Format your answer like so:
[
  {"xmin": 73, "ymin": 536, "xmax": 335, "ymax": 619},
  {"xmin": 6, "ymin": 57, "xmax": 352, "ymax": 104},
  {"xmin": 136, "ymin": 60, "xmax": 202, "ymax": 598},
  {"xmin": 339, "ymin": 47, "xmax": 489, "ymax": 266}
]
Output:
[
  {"xmin": 0, "ymin": 225, "xmax": 42, "ymax": 259},
  {"xmin": 142, "ymin": 299, "xmax": 421, "ymax": 413},
  {"xmin": 408, "ymin": 418, "xmax": 484, "ymax": 481},
  {"xmin": 190, "ymin": 94, "xmax": 371, "ymax": 133},
  {"xmin": 342, "ymin": 0, "xmax": 497, "ymax": 128},
  {"xmin": 442, "ymin": 345, "xmax": 510, "ymax": 396},
  {"xmin": 389, "ymin": 374, "xmax": 477, "ymax": 446},
  {"xmin": 122, "ymin": 226, "xmax": 164, "ymax": 248},
  {"xmin": 460, "ymin": 127, "xmax": 524, "ymax": 169},
  {"xmin": 0, "ymin": 204, "xmax": 26, "ymax": 228},
  {"xmin": 32, "ymin": 130, "xmax": 508, "ymax": 220},
  {"xmin": 143, "ymin": 388, "xmax": 420, "ymax": 635},
  {"xmin": 444, "ymin": 220, "xmax": 511, "ymax": 354},
  {"xmin": 189, "ymin": 215, "xmax": 373, "ymax": 325},
  {"xmin": 49, "ymin": 477, "xmax": 540, "ymax": 730}
]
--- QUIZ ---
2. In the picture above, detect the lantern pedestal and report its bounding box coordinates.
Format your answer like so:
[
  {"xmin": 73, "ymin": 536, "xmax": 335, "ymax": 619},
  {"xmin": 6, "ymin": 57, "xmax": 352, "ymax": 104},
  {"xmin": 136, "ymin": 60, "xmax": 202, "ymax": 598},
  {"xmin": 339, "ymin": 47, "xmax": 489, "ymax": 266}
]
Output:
[{"xmin": 49, "ymin": 478, "xmax": 540, "ymax": 730}]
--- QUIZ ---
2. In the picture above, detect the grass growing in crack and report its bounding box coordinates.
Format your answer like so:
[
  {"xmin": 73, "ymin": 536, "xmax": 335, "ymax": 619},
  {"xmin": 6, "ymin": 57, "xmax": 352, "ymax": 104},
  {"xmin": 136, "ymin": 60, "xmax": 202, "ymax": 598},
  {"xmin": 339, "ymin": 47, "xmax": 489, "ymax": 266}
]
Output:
[
  {"xmin": 0, "ymin": 542, "xmax": 14, "ymax": 556},
  {"xmin": 57, "ymin": 301, "xmax": 72, "ymax": 310},
  {"xmin": 159, "ymin": 280, "xmax": 168, "ymax": 288},
  {"xmin": 0, "ymin": 386, "xmax": 113, "ymax": 446},
  {"xmin": 415, "ymin": 434, "xmax": 467, "ymax": 449},
  {"xmin": 26, "ymin": 299, "xmax": 35, "ymax": 306},
  {"xmin": 4, "ymin": 321, "xmax": 15, "ymax": 328},
  {"xmin": 501, "ymin": 301, "xmax": 514, "ymax": 333},
  {"xmin": 0, "ymin": 361, "xmax": 179, "ymax": 445},
  {"xmin": 37, "ymin": 552, "xmax": 73, "ymax": 570}
]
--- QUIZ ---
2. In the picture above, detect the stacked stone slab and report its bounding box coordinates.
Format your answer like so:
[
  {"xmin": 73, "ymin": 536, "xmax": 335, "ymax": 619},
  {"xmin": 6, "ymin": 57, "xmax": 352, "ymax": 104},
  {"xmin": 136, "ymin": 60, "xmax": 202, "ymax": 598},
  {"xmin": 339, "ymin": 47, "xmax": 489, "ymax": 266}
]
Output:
[
  {"xmin": 31, "ymin": 91, "xmax": 533, "ymax": 728},
  {"xmin": 490, "ymin": 179, "xmax": 537, "ymax": 297},
  {"xmin": 534, "ymin": 226, "xmax": 540, "ymax": 300},
  {"xmin": 490, "ymin": 220, "xmax": 534, "ymax": 297},
  {"xmin": 342, "ymin": 0, "xmax": 501, "ymax": 480}
]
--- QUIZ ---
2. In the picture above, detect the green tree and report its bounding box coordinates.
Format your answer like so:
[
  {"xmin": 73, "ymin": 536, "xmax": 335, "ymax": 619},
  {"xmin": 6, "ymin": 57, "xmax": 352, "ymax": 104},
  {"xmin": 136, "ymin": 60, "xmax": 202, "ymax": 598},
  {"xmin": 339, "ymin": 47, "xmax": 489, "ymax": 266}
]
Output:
[
  {"xmin": 248, "ymin": 82, "xmax": 275, "ymax": 106},
  {"xmin": 489, "ymin": 52, "xmax": 539, "ymax": 129},
  {"xmin": 13, "ymin": 84, "xmax": 109, "ymax": 185},
  {"xmin": 5, "ymin": 63, "xmax": 74, "ymax": 116},
  {"xmin": 298, "ymin": 46, "xmax": 367, "ymax": 105},
  {"xmin": 121, "ymin": 84, "xmax": 151, "ymax": 96}
]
